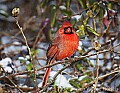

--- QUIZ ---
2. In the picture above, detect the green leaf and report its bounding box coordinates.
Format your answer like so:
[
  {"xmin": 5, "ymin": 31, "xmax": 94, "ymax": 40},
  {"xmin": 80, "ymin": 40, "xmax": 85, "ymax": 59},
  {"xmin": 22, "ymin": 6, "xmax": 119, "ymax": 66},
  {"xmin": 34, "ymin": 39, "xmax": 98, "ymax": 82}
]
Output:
[
  {"xmin": 76, "ymin": 63, "xmax": 84, "ymax": 71},
  {"xmin": 86, "ymin": 10, "xmax": 93, "ymax": 17},
  {"xmin": 69, "ymin": 78, "xmax": 81, "ymax": 88},
  {"xmin": 99, "ymin": 8, "xmax": 104, "ymax": 21},
  {"xmin": 92, "ymin": 3, "xmax": 97, "ymax": 12},
  {"xmin": 50, "ymin": 12, "xmax": 56, "ymax": 27},
  {"xmin": 79, "ymin": 75, "xmax": 93, "ymax": 85},
  {"xmin": 83, "ymin": 17, "xmax": 89, "ymax": 25},
  {"xmin": 78, "ymin": 25, "xmax": 85, "ymax": 35},
  {"xmin": 50, "ymin": 6, "xmax": 56, "ymax": 27},
  {"xmin": 19, "ymin": 59, "xmax": 25, "ymax": 63},
  {"xmin": 76, "ymin": 25, "xmax": 86, "ymax": 38},
  {"xmin": 26, "ymin": 63, "xmax": 32, "ymax": 71},
  {"xmin": 86, "ymin": 26, "xmax": 99, "ymax": 36},
  {"xmin": 66, "ymin": 0, "xmax": 70, "ymax": 9},
  {"xmin": 78, "ymin": 0, "xmax": 87, "ymax": 9},
  {"xmin": 69, "ymin": 75, "xmax": 93, "ymax": 88},
  {"xmin": 31, "ymin": 49, "xmax": 39, "ymax": 57},
  {"xmin": 61, "ymin": 9, "xmax": 72, "ymax": 17}
]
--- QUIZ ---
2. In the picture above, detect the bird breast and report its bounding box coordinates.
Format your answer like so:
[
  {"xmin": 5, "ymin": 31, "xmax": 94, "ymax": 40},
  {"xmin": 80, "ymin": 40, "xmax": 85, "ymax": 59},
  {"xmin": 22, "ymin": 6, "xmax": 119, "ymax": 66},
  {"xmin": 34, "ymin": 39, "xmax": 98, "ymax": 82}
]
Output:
[{"xmin": 55, "ymin": 33, "xmax": 78, "ymax": 60}]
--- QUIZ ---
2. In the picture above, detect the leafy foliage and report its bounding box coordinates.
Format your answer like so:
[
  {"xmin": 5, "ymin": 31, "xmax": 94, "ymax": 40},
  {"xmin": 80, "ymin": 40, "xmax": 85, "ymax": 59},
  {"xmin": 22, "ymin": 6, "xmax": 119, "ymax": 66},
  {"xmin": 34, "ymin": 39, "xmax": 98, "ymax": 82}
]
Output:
[{"xmin": 0, "ymin": 0, "xmax": 119, "ymax": 93}]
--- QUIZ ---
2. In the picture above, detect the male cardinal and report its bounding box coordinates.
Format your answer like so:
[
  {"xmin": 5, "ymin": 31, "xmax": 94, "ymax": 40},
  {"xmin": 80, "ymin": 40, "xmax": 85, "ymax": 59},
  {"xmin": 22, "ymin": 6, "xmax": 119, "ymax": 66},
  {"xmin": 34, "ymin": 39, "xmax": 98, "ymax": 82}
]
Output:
[{"xmin": 42, "ymin": 21, "xmax": 78, "ymax": 87}]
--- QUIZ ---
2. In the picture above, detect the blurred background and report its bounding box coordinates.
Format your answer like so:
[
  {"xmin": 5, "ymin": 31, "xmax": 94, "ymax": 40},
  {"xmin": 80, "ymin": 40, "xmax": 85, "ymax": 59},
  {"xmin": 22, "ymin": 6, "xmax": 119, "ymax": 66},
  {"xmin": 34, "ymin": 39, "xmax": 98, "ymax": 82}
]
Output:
[{"xmin": 0, "ymin": 0, "xmax": 119, "ymax": 92}]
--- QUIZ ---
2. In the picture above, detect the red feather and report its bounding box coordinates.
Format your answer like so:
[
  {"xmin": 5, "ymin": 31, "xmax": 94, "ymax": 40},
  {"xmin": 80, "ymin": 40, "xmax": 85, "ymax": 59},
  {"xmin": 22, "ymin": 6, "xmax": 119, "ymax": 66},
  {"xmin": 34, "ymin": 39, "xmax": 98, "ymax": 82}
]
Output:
[{"xmin": 41, "ymin": 21, "xmax": 78, "ymax": 87}]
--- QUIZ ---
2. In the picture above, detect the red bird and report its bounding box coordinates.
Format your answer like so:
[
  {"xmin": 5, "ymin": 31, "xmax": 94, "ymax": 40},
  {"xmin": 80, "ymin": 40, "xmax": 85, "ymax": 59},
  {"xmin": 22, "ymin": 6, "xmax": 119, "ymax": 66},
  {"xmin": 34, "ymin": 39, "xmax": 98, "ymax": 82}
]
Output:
[{"xmin": 42, "ymin": 21, "xmax": 79, "ymax": 87}]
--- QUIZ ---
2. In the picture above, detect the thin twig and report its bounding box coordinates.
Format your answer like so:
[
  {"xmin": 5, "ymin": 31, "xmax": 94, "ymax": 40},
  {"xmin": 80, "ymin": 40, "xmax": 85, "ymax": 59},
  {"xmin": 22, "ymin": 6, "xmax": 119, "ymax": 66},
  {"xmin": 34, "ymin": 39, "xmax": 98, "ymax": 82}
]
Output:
[
  {"xmin": 41, "ymin": 64, "xmax": 71, "ymax": 92},
  {"xmin": 33, "ymin": 21, "xmax": 48, "ymax": 49},
  {"xmin": 15, "ymin": 18, "xmax": 32, "ymax": 59},
  {"xmin": 0, "ymin": 66, "xmax": 23, "ymax": 93},
  {"xmin": 76, "ymin": 69, "xmax": 120, "ymax": 92},
  {"xmin": 82, "ymin": 35, "xmax": 118, "ymax": 56},
  {"xmin": 94, "ymin": 52, "xmax": 99, "ymax": 93},
  {"xmin": 0, "ymin": 42, "xmax": 119, "ymax": 79},
  {"xmin": 14, "ymin": 18, "xmax": 39, "ymax": 92},
  {"xmin": 5, "ymin": 76, "xmax": 23, "ymax": 93}
]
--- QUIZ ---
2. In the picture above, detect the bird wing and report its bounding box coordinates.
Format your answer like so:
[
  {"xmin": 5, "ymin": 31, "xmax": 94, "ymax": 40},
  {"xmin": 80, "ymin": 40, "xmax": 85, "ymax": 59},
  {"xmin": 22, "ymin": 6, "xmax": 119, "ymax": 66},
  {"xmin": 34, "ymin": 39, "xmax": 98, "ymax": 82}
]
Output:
[
  {"xmin": 42, "ymin": 36, "xmax": 60, "ymax": 87},
  {"xmin": 46, "ymin": 36, "xmax": 60, "ymax": 64}
]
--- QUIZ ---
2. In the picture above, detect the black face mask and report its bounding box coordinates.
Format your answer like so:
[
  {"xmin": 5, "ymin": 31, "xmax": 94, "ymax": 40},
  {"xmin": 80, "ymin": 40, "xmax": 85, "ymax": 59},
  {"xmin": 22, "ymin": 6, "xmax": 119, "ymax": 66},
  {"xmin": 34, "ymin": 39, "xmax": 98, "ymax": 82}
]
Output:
[{"xmin": 64, "ymin": 26, "xmax": 73, "ymax": 34}]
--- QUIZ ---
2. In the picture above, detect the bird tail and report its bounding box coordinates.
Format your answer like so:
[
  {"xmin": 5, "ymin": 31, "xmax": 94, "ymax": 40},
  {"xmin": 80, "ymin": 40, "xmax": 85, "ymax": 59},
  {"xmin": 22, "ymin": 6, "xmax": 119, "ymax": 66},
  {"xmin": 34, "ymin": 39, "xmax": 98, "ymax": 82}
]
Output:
[{"xmin": 41, "ymin": 59, "xmax": 54, "ymax": 87}]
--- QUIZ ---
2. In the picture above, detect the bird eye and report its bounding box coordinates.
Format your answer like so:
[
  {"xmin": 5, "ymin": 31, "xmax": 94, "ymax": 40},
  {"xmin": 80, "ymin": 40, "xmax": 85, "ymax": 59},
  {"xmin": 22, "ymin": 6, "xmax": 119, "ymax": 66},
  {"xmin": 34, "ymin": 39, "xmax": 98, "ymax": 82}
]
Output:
[
  {"xmin": 64, "ymin": 26, "xmax": 73, "ymax": 34},
  {"xmin": 64, "ymin": 27, "xmax": 67, "ymax": 31}
]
